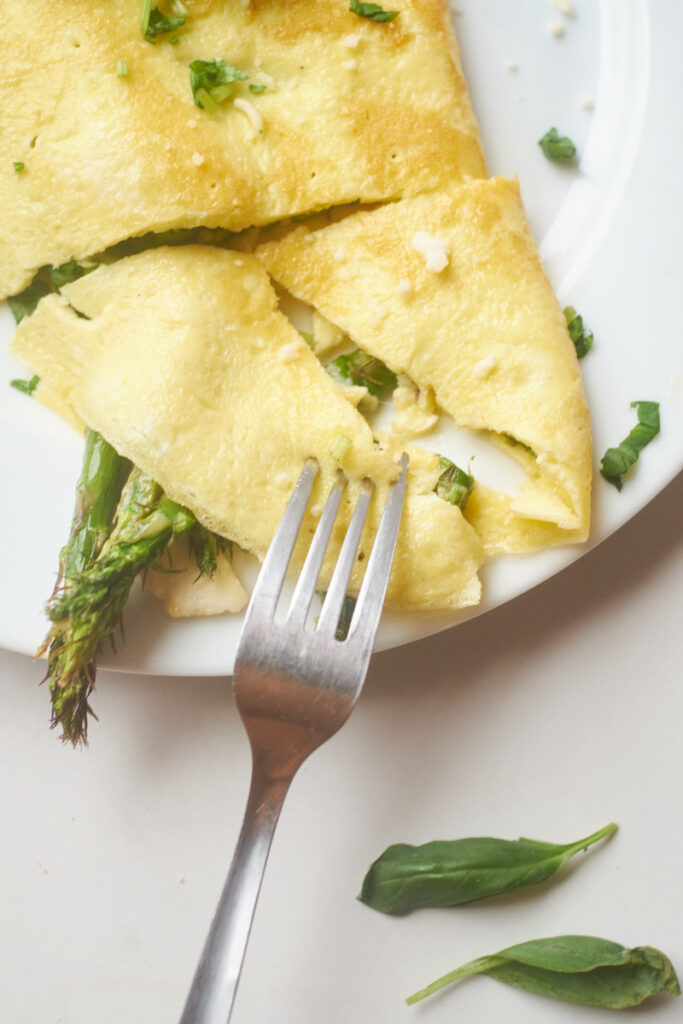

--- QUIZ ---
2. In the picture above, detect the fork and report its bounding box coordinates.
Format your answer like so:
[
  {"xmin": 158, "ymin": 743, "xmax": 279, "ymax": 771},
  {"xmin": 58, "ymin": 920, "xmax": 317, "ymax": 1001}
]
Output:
[{"xmin": 178, "ymin": 452, "xmax": 409, "ymax": 1024}]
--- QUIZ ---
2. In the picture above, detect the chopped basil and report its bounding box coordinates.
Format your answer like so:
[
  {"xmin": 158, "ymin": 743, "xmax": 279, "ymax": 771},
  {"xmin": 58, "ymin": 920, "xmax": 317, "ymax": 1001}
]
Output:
[
  {"xmin": 538, "ymin": 127, "xmax": 577, "ymax": 162},
  {"xmin": 330, "ymin": 434, "xmax": 351, "ymax": 461},
  {"xmin": 350, "ymin": 0, "xmax": 399, "ymax": 21},
  {"xmin": 502, "ymin": 433, "xmax": 536, "ymax": 457},
  {"xmin": 116, "ymin": 59, "xmax": 129, "ymax": 77},
  {"xmin": 326, "ymin": 348, "xmax": 397, "ymax": 397},
  {"xmin": 433, "ymin": 456, "xmax": 474, "ymax": 511},
  {"xmin": 564, "ymin": 305, "xmax": 593, "ymax": 359},
  {"xmin": 249, "ymin": 83, "xmax": 267, "ymax": 95},
  {"xmin": 600, "ymin": 401, "xmax": 660, "ymax": 491},
  {"xmin": 10, "ymin": 375, "xmax": 40, "ymax": 396},
  {"xmin": 335, "ymin": 594, "xmax": 356, "ymax": 641},
  {"xmin": 13, "ymin": 161, "xmax": 25, "ymax": 174},
  {"xmin": 144, "ymin": 8, "xmax": 185, "ymax": 43},
  {"xmin": 8, "ymin": 260, "xmax": 98, "ymax": 324},
  {"xmin": 190, "ymin": 58, "xmax": 248, "ymax": 111}
]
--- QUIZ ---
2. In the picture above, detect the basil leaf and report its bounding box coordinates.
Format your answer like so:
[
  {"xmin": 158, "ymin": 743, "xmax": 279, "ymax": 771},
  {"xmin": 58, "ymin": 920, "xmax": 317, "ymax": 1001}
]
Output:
[
  {"xmin": 144, "ymin": 8, "xmax": 185, "ymax": 43},
  {"xmin": 539, "ymin": 127, "xmax": 577, "ymax": 162},
  {"xmin": 600, "ymin": 401, "xmax": 660, "ymax": 491},
  {"xmin": 13, "ymin": 161, "xmax": 25, "ymax": 174},
  {"xmin": 360, "ymin": 822, "xmax": 616, "ymax": 915},
  {"xmin": 433, "ymin": 456, "xmax": 473, "ymax": 512},
  {"xmin": 563, "ymin": 305, "xmax": 593, "ymax": 359},
  {"xmin": 407, "ymin": 936, "xmax": 681, "ymax": 1009},
  {"xmin": 326, "ymin": 348, "xmax": 397, "ymax": 396},
  {"xmin": 350, "ymin": 0, "xmax": 399, "ymax": 21},
  {"xmin": 249, "ymin": 83, "xmax": 266, "ymax": 95},
  {"xmin": 189, "ymin": 58, "xmax": 248, "ymax": 111},
  {"xmin": 7, "ymin": 260, "xmax": 97, "ymax": 324},
  {"xmin": 10, "ymin": 375, "xmax": 40, "ymax": 396}
]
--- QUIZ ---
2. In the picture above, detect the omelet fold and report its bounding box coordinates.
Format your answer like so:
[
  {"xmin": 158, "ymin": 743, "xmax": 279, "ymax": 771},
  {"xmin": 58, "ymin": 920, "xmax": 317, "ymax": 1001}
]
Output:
[
  {"xmin": 256, "ymin": 177, "xmax": 592, "ymax": 547},
  {"xmin": 10, "ymin": 246, "xmax": 482, "ymax": 610},
  {"xmin": 0, "ymin": 0, "xmax": 485, "ymax": 299}
]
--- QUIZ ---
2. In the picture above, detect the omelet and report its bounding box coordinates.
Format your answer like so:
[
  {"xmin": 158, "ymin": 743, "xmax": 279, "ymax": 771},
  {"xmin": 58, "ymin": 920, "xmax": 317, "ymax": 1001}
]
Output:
[
  {"xmin": 0, "ymin": 0, "xmax": 485, "ymax": 300},
  {"xmin": 10, "ymin": 246, "xmax": 483, "ymax": 610},
  {"xmin": 256, "ymin": 176, "xmax": 593, "ymax": 549}
]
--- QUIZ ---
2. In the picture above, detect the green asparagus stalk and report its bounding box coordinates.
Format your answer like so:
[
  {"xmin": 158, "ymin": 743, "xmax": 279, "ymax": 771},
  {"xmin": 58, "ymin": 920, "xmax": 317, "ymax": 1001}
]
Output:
[
  {"xmin": 45, "ymin": 463, "xmax": 196, "ymax": 745},
  {"xmin": 188, "ymin": 522, "xmax": 230, "ymax": 579}
]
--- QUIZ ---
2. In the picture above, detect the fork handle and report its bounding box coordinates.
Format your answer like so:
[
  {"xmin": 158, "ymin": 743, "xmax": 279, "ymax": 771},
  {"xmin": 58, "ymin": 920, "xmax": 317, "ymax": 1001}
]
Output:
[{"xmin": 179, "ymin": 769, "xmax": 291, "ymax": 1024}]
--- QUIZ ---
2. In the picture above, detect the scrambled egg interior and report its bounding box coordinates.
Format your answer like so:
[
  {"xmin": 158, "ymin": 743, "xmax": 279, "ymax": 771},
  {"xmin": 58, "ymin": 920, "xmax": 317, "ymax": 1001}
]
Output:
[
  {"xmin": 257, "ymin": 177, "xmax": 593, "ymax": 550},
  {"xmin": 11, "ymin": 247, "xmax": 483, "ymax": 610},
  {"xmin": 0, "ymin": 0, "xmax": 485, "ymax": 299}
]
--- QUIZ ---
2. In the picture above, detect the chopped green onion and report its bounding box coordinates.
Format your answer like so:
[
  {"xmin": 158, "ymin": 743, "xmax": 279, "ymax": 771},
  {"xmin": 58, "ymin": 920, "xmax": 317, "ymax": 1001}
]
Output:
[
  {"xmin": 116, "ymin": 59, "xmax": 128, "ymax": 78},
  {"xmin": 539, "ymin": 127, "xmax": 577, "ymax": 162},
  {"xmin": 564, "ymin": 305, "xmax": 593, "ymax": 359},
  {"xmin": 330, "ymin": 434, "xmax": 352, "ymax": 461},
  {"xmin": 169, "ymin": 0, "xmax": 188, "ymax": 14},
  {"xmin": 193, "ymin": 87, "xmax": 218, "ymax": 114},
  {"xmin": 10, "ymin": 375, "xmax": 40, "ymax": 396},
  {"xmin": 350, "ymin": 0, "xmax": 399, "ymax": 21},
  {"xmin": 140, "ymin": 0, "xmax": 152, "ymax": 34},
  {"xmin": 433, "ymin": 456, "xmax": 474, "ymax": 511},
  {"xmin": 249, "ymin": 83, "xmax": 267, "ymax": 95},
  {"xmin": 13, "ymin": 161, "xmax": 25, "ymax": 174},
  {"xmin": 600, "ymin": 401, "xmax": 660, "ymax": 491}
]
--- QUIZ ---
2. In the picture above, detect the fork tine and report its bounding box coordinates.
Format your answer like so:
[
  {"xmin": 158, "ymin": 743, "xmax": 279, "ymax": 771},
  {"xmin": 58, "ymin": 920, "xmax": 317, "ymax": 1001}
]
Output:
[
  {"xmin": 242, "ymin": 458, "xmax": 319, "ymax": 622},
  {"xmin": 316, "ymin": 477, "xmax": 374, "ymax": 637},
  {"xmin": 347, "ymin": 452, "xmax": 409, "ymax": 649},
  {"xmin": 287, "ymin": 471, "xmax": 346, "ymax": 627}
]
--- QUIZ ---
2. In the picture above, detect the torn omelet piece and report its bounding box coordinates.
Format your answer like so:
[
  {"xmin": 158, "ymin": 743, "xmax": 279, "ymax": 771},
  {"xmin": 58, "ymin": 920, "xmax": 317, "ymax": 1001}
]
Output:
[
  {"xmin": 257, "ymin": 176, "xmax": 592, "ymax": 544},
  {"xmin": 10, "ymin": 246, "xmax": 482, "ymax": 610},
  {"xmin": 0, "ymin": 0, "xmax": 485, "ymax": 299}
]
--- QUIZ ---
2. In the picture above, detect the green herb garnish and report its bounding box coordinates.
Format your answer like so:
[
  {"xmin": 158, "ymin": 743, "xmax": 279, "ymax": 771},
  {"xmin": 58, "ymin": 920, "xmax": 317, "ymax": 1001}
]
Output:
[
  {"xmin": 360, "ymin": 822, "xmax": 616, "ymax": 915},
  {"xmin": 189, "ymin": 58, "xmax": 248, "ymax": 111},
  {"xmin": 600, "ymin": 400, "xmax": 660, "ymax": 491},
  {"xmin": 330, "ymin": 434, "xmax": 351, "ymax": 461},
  {"xmin": 13, "ymin": 161, "xmax": 25, "ymax": 174},
  {"xmin": 116, "ymin": 59, "xmax": 129, "ymax": 77},
  {"xmin": 326, "ymin": 348, "xmax": 397, "ymax": 397},
  {"xmin": 144, "ymin": 7, "xmax": 185, "ymax": 43},
  {"xmin": 564, "ymin": 305, "xmax": 593, "ymax": 359},
  {"xmin": 350, "ymin": 0, "xmax": 399, "ymax": 21},
  {"xmin": 10, "ymin": 375, "xmax": 40, "ymax": 396},
  {"xmin": 433, "ymin": 456, "xmax": 474, "ymax": 511},
  {"xmin": 248, "ymin": 83, "xmax": 267, "ymax": 95},
  {"xmin": 8, "ymin": 260, "xmax": 98, "ymax": 324},
  {"xmin": 502, "ymin": 433, "xmax": 536, "ymax": 456},
  {"xmin": 407, "ymin": 935, "xmax": 680, "ymax": 1009},
  {"xmin": 539, "ymin": 127, "xmax": 577, "ymax": 162}
]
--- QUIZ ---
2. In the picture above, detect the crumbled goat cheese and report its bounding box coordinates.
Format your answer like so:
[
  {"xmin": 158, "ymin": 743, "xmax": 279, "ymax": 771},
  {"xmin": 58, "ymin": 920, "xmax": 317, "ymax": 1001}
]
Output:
[
  {"xmin": 411, "ymin": 231, "xmax": 450, "ymax": 272},
  {"xmin": 334, "ymin": 249, "xmax": 346, "ymax": 262},
  {"xmin": 191, "ymin": 152, "xmax": 205, "ymax": 166},
  {"xmin": 275, "ymin": 473, "xmax": 290, "ymax": 488},
  {"xmin": 549, "ymin": 20, "xmax": 565, "ymax": 36},
  {"xmin": 187, "ymin": 118, "xmax": 198, "ymax": 128},
  {"xmin": 278, "ymin": 341, "xmax": 302, "ymax": 362},
  {"xmin": 506, "ymin": 59, "xmax": 519, "ymax": 71},
  {"xmin": 474, "ymin": 355, "xmax": 497, "ymax": 378},
  {"xmin": 396, "ymin": 278, "xmax": 412, "ymax": 298},
  {"xmin": 553, "ymin": 0, "xmax": 575, "ymax": 15},
  {"xmin": 234, "ymin": 98, "xmax": 263, "ymax": 133},
  {"xmin": 312, "ymin": 311, "xmax": 345, "ymax": 354},
  {"xmin": 310, "ymin": 503, "xmax": 323, "ymax": 517},
  {"xmin": 343, "ymin": 33, "xmax": 361, "ymax": 48},
  {"xmin": 342, "ymin": 59, "xmax": 358, "ymax": 71},
  {"xmin": 580, "ymin": 96, "xmax": 594, "ymax": 110}
]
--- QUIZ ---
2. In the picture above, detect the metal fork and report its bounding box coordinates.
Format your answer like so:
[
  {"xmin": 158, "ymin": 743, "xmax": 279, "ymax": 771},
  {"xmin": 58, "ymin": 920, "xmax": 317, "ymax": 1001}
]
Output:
[{"xmin": 178, "ymin": 452, "xmax": 409, "ymax": 1024}]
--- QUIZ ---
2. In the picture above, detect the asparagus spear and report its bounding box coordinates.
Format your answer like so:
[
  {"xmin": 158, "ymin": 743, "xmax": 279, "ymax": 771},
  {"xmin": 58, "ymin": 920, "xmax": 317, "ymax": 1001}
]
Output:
[
  {"xmin": 45, "ymin": 463, "xmax": 196, "ymax": 745},
  {"xmin": 188, "ymin": 523, "xmax": 230, "ymax": 579}
]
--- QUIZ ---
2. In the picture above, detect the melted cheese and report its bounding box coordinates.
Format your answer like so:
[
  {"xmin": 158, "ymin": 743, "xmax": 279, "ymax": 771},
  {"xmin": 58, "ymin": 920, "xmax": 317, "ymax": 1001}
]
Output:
[
  {"xmin": 0, "ymin": 0, "xmax": 485, "ymax": 299},
  {"xmin": 11, "ymin": 246, "xmax": 483, "ymax": 610},
  {"xmin": 257, "ymin": 176, "xmax": 592, "ymax": 544}
]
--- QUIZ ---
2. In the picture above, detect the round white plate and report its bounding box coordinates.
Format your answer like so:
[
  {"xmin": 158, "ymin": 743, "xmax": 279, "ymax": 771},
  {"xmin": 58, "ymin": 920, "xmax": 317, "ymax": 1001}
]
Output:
[{"xmin": 1, "ymin": 0, "xmax": 681, "ymax": 675}]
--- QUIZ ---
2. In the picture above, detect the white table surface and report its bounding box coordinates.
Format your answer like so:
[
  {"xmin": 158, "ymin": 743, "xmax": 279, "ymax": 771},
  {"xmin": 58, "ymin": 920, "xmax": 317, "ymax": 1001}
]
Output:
[{"xmin": 2, "ymin": 470, "xmax": 681, "ymax": 1024}]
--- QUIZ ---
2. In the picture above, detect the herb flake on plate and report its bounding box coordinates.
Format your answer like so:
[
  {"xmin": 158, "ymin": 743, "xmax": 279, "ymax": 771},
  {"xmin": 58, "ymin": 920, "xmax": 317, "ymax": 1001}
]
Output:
[{"xmin": 539, "ymin": 127, "xmax": 577, "ymax": 162}]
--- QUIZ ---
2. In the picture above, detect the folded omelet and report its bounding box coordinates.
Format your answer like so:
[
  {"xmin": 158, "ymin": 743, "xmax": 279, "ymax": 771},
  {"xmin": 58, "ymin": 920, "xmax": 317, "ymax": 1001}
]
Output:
[
  {"xmin": 10, "ymin": 246, "xmax": 483, "ymax": 610},
  {"xmin": 0, "ymin": 0, "xmax": 485, "ymax": 299},
  {"xmin": 256, "ymin": 177, "xmax": 593, "ymax": 549}
]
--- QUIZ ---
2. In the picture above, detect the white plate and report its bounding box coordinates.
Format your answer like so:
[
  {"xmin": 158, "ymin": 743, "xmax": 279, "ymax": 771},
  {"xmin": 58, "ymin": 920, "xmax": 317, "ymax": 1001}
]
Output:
[{"xmin": 1, "ymin": 0, "xmax": 681, "ymax": 675}]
